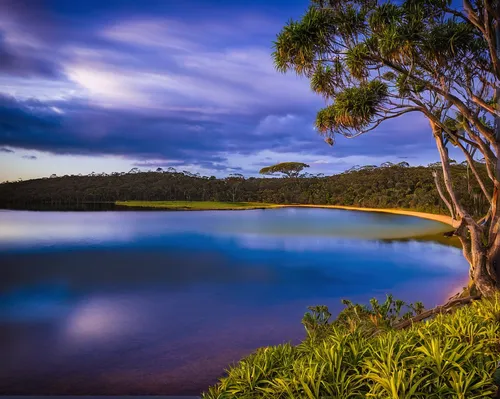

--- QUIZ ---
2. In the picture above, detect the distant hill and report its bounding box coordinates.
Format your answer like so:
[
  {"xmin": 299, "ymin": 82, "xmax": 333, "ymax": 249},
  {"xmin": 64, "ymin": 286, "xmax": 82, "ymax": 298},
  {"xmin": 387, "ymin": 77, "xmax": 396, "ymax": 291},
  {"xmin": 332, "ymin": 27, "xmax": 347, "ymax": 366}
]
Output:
[{"xmin": 0, "ymin": 163, "xmax": 490, "ymax": 217}]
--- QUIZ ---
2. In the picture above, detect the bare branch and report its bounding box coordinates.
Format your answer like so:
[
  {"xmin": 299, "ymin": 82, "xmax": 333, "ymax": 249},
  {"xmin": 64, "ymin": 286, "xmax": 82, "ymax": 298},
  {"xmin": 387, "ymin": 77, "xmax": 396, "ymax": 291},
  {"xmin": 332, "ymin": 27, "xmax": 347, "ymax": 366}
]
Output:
[
  {"xmin": 456, "ymin": 140, "xmax": 492, "ymax": 201},
  {"xmin": 432, "ymin": 169, "xmax": 456, "ymax": 219}
]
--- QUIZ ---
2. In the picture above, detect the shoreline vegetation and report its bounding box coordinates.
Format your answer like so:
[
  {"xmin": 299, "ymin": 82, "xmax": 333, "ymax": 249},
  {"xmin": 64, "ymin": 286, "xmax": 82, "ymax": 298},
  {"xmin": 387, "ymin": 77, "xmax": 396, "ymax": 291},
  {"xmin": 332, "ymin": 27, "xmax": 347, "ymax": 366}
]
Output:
[
  {"xmin": 202, "ymin": 294, "xmax": 500, "ymax": 398},
  {"xmin": 115, "ymin": 200, "xmax": 281, "ymax": 211},
  {"xmin": 1, "ymin": 164, "xmax": 490, "ymax": 221}
]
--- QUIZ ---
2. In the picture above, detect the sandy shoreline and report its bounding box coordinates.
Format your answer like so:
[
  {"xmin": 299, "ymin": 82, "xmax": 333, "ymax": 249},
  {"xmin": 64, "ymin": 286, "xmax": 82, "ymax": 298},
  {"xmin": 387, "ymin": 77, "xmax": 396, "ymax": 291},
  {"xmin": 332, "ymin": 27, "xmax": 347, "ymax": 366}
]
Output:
[{"xmin": 282, "ymin": 204, "xmax": 454, "ymax": 227}]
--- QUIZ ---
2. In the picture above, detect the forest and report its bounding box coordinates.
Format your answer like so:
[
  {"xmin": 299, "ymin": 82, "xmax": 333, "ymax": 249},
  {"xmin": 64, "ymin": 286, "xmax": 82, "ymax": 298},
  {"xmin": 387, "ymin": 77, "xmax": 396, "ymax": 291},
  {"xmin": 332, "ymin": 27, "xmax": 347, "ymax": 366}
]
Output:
[{"xmin": 0, "ymin": 161, "xmax": 491, "ymax": 217}]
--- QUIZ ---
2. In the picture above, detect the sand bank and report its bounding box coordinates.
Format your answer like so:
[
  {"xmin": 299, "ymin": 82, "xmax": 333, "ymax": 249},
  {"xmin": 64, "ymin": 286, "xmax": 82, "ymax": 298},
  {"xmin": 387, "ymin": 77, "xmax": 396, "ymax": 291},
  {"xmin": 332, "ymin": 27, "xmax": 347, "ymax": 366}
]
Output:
[{"xmin": 283, "ymin": 204, "xmax": 454, "ymax": 227}]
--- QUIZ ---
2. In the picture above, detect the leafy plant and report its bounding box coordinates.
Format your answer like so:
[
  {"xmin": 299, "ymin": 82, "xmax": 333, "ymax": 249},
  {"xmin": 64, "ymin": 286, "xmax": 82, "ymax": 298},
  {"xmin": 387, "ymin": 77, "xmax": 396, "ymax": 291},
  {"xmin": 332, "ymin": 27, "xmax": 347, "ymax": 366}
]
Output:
[{"xmin": 202, "ymin": 295, "xmax": 500, "ymax": 399}]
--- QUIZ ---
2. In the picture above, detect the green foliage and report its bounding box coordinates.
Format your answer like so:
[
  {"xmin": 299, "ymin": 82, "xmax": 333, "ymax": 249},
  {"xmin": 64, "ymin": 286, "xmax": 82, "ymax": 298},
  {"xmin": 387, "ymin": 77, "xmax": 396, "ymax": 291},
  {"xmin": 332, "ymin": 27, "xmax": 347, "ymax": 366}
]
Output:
[
  {"xmin": 345, "ymin": 43, "xmax": 370, "ymax": 80},
  {"xmin": 302, "ymin": 305, "xmax": 332, "ymax": 341},
  {"xmin": 331, "ymin": 295, "xmax": 424, "ymax": 336},
  {"xmin": 315, "ymin": 80, "xmax": 389, "ymax": 134},
  {"xmin": 259, "ymin": 162, "xmax": 310, "ymax": 178},
  {"xmin": 273, "ymin": 7, "xmax": 334, "ymax": 77},
  {"xmin": 369, "ymin": 3, "xmax": 402, "ymax": 34},
  {"xmin": 115, "ymin": 201, "xmax": 278, "ymax": 210},
  {"xmin": 272, "ymin": 0, "xmax": 495, "ymax": 171},
  {"xmin": 202, "ymin": 295, "xmax": 500, "ymax": 398},
  {"xmin": 339, "ymin": 81, "xmax": 387, "ymax": 131},
  {"xmin": 310, "ymin": 64, "xmax": 340, "ymax": 98}
]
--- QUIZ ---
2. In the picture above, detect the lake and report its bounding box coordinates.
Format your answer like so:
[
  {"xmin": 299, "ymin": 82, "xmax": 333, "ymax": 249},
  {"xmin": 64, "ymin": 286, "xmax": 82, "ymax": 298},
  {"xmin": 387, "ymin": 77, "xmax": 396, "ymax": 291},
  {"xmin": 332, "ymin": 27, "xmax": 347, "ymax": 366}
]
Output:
[{"xmin": 0, "ymin": 208, "xmax": 468, "ymax": 395}]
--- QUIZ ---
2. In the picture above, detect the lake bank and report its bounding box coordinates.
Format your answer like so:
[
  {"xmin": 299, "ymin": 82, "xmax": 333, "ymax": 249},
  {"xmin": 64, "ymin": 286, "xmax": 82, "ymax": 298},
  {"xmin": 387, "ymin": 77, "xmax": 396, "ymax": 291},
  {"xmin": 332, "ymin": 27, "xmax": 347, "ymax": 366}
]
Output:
[
  {"xmin": 283, "ymin": 204, "xmax": 455, "ymax": 227},
  {"xmin": 1, "ymin": 201, "xmax": 455, "ymax": 230}
]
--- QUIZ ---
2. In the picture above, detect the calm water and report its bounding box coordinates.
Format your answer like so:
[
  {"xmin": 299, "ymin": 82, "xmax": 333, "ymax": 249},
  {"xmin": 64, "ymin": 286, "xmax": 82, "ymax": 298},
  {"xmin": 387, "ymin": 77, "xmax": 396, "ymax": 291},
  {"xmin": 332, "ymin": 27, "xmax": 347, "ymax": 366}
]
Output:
[{"xmin": 0, "ymin": 208, "xmax": 468, "ymax": 395}]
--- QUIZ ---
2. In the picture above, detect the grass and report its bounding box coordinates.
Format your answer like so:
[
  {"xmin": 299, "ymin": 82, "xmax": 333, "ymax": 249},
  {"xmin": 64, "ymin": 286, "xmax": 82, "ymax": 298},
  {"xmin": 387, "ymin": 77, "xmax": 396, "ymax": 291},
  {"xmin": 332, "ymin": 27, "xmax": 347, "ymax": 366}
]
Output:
[
  {"xmin": 115, "ymin": 201, "xmax": 281, "ymax": 210},
  {"xmin": 202, "ymin": 295, "xmax": 500, "ymax": 399}
]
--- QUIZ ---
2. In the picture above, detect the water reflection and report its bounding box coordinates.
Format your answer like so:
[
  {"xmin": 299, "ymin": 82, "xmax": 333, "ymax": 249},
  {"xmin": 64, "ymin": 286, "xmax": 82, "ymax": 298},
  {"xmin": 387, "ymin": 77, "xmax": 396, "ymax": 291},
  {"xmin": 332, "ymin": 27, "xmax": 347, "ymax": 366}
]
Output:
[
  {"xmin": 0, "ymin": 208, "xmax": 467, "ymax": 395},
  {"xmin": 0, "ymin": 208, "xmax": 451, "ymax": 250}
]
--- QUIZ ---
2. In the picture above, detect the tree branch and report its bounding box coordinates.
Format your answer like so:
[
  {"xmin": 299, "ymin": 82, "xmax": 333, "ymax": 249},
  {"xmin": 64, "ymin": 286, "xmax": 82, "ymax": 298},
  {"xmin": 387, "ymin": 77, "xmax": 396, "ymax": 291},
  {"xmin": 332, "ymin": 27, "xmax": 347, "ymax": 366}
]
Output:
[
  {"xmin": 456, "ymin": 140, "xmax": 493, "ymax": 202},
  {"xmin": 393, "ymin": 295, "xmax": 481, "ymax": 330},
  {"xmin": 433, "ymin": 123, "xmax": 479, "ymax": 226},
  {"xmin": 432, "ymin": 169, "xmax": 456, "ymax": 219}
]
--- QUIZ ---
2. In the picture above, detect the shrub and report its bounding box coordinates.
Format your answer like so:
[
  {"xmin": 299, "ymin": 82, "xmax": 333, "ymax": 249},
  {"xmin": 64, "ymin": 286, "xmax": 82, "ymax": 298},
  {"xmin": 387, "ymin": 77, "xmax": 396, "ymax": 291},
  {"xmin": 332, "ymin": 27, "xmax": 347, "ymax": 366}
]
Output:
[{"xmin": 202, "ymin": 295, "xmax": 500, "ymax": 399}]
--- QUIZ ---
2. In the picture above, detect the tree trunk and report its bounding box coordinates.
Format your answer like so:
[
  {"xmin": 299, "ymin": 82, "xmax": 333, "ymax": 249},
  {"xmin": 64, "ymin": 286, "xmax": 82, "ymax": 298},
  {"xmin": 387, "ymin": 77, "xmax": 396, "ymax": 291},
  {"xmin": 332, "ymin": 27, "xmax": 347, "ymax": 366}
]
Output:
[
  {"xmin": 470, "ymin": 230, "xmax": 498, "ymax": 296},
  {"xmin": 489, "ymin": 146, "xmax": 500, "ymax": 290},
  {"xmin": 431, "ymin": 121, "xmax": 499, "ymax": 296},
  {"xmin": 489, "ymin": 0, "xmax": 500, "ymax": 292},
  {"xmin": 432, "ymin": 170, "xmax": 456, "ymax": 219}
]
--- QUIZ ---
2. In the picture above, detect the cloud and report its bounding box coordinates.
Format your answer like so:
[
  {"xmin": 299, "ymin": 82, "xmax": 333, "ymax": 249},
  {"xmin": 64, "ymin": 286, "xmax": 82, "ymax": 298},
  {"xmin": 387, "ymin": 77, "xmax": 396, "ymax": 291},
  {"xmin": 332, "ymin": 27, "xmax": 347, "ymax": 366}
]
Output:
[
  {"xmin": 0, "ymin": 1, "xmax": 444, "ymax": 179},
  {"xmin": 0, "ymin": 147, "xmax": 14, "ymax": 153},
  {"xmin": 21, "ymin": 155, "xmax": 37, "ymax": 160},
  {"xmin": 255, "ymin": 114, "xmax": 301, "ymax": 135},
  {"xmin": 0, "ymin": 91, "xmax": 441, "ymax": 176},
  {"xmin": 0, "ymin": 33, "xmax": 64, "ymax": 79},
  {"xmin": 311, "ymin": 159, "xmax": 329, "ymax": 164}
]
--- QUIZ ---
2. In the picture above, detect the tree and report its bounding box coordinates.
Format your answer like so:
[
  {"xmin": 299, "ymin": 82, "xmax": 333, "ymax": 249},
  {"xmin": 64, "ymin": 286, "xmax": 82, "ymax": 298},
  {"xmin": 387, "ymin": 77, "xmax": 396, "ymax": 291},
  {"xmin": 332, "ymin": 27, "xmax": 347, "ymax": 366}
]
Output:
[
  {"xmin": 273, "ymin": 0, "xmax": 500, "ymax": 295},
  {"xmin": 225, "ymin": 173, "xmax": 245, "ymax": 202},
  {"xmin": 259, "ymin": 162, "xmax": 310, "ymax": 178}
]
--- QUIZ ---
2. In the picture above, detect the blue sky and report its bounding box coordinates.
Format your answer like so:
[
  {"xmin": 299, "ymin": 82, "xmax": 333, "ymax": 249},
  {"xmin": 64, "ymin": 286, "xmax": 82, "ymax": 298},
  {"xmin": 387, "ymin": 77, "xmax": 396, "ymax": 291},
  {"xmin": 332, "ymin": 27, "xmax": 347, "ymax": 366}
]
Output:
[{"xmin": 0, "ymin": 0, "xmax": 445, "ymax": 181}]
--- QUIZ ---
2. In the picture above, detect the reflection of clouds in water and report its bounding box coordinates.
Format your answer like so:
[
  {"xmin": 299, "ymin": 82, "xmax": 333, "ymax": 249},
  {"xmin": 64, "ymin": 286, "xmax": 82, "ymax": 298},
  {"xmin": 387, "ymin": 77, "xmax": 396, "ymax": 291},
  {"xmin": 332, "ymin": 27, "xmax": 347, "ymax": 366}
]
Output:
[
  {"xmin": 0, "ymin": 296, "xmax": 70, "ymax": 322},
  {"xmin": 65, "ymin": 297, "xmax": 138, "ymax": 342},
  {"xmin": 231, "ymin": 234, "xmax": 466, "ymax": 272},
  {"xmin": 0, "ymin": 283, "xmax": 72, "ymax": 322},
  {"xmin": 0, "ymin": 212, "xmax": 135, "ymax": 246},
  {"xmin": 0, "ymin": 208, "xmax": 451, "ymax": 250},
  {"xmin": 0, "ymin": 224, "xmax": 132, "ymax": 243},
  {"xmin": 389, "ymin": 241, "xmax": 466, "ymax": 271},
  {"xmin": 231, "ymin": 234, "xmax": 368, "ymax": 251}
]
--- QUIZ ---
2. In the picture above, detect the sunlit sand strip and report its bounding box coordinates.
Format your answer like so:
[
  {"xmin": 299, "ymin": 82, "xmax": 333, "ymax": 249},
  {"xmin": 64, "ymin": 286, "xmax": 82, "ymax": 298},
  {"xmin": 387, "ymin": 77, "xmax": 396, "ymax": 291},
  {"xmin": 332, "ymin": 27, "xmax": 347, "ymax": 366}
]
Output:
[{"xmin": 282, "ymin": 204, "xmax": 454, "ymax": 227}]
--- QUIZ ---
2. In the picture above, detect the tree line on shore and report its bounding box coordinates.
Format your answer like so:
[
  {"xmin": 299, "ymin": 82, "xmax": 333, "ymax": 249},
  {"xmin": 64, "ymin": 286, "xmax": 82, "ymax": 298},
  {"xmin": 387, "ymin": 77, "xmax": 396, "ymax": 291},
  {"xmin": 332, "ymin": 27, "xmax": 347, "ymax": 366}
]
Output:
[{"xmin": 0, "ymin": 161, "xmax": 490, "ymax": 217}]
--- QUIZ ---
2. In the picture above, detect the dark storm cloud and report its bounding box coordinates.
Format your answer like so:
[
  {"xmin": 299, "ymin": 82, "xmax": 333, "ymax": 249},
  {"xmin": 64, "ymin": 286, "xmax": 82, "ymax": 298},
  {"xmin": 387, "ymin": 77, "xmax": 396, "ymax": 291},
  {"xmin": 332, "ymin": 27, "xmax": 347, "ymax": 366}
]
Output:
[
  {"xmin": 0, "ymin": 92, "xmax": 437, "ymax": 173},
  {"xmin": 0, "ymin": 94, "xmax": 225, "ymax": 166},
  {"xmin": 0, "ymin": 94, "xmax": 317, "ymax": 170},
  {"xmin": 0, "ymin": 34, "xmax": 64, "ymax": 79}
]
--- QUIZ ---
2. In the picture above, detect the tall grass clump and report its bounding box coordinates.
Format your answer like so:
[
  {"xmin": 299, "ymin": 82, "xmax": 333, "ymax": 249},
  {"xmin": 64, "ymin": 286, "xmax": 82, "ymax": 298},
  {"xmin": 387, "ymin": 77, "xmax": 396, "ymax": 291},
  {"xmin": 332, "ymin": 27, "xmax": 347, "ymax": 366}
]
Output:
[{"xmin": 202, "ymin": 295, "xmax": 500, "ymax": 399}]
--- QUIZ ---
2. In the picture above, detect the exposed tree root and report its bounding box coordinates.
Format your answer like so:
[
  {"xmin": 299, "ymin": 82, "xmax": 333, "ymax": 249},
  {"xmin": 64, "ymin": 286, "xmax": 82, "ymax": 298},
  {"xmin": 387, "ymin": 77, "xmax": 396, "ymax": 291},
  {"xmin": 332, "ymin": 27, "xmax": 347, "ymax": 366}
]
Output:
[{"xmin": 394, "ymin": 295, "xmax": 482, "ymax": 330}]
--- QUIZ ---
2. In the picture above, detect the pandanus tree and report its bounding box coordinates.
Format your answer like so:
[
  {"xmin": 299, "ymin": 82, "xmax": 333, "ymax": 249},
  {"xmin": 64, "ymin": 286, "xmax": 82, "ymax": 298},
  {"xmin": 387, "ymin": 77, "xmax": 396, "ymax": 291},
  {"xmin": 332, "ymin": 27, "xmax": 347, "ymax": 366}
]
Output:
[{"xmin": 274, "ymin": 0, "xmax": 500, "ymax": 295}]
